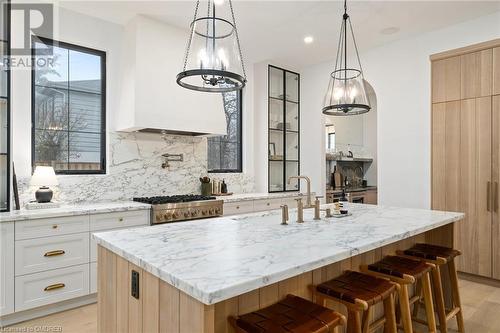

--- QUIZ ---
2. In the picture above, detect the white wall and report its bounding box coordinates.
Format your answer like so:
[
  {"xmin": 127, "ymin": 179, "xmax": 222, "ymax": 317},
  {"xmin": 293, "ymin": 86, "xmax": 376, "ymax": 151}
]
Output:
[{"xmin": 301, "ymin": 10, "xmax": 500, "ymax": 208}]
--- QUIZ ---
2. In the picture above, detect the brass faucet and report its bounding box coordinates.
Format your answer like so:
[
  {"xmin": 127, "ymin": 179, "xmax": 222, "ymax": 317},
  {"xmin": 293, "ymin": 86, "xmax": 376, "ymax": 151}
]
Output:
[
  {"xmin": 294, "ymin": 195, "xmax": 326, "ymax": 222},
  {"xmin": 288, "ymin": 175, "xmax": 312, "ymax": 207},
  {"xmin": 280, "ymin": 205, "xmax": 289, "ymax": 225},
  {"xmin": 295, "ymin": 198, "xmax": 304, "ymax": 223}
]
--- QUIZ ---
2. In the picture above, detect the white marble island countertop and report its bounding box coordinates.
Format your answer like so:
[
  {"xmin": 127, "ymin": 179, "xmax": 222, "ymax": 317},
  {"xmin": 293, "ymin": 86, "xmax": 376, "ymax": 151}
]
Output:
[{"xmin": 93, "ymin": 203, "xmax": 463, "ymax": 305}]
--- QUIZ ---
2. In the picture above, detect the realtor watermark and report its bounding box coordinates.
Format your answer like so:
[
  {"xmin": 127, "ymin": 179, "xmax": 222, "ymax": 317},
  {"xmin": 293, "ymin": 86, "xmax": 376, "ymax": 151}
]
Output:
[
  {"xmin": 3, "ymin": 2, "xmax": 55, "ymax": 70},
  {"xmin": 0, "ymin": 326, "xmax": 62, "ymax": 332}
]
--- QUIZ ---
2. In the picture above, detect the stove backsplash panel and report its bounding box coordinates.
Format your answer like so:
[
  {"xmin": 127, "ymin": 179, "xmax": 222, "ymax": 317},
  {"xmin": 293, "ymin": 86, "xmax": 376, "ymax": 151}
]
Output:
[{"xmin": 17, "ymin": 132, "xmax": 254, "ymax": 206}]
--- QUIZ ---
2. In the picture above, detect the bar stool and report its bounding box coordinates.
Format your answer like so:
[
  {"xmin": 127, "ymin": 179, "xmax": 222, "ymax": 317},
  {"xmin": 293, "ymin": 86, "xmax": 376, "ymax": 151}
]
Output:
[
  {"xmin": 315, "ymin": 270, "xmax": 399, "ymax": 333},
  {"xmin": 229, "ymin": 294, "xmax": 346, "ymax": 333},
  {"xmin": 397, "ymin": 243, "xmax": 464, "ymax": 333},
  {"xmin": 361, "ymin": 255, "xmax": 437, "ymax": 333}
]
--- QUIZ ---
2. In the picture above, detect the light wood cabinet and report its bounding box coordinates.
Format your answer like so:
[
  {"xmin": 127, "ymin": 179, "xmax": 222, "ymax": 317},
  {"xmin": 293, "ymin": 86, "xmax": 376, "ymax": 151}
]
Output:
[
  {"xmin": 431, "ymin": 39, "xmax": 500, "ymax": 280},
  {"xmin": 432, "ymin": 56, "xmax": 461, "ymax": 103},
  {"xmin": 460, "ymin": 49, "xmax": 492, "ymax": 99},
  {"xmin": 493, "ymin": 47, "xmax": 500, "ymax": 96}
]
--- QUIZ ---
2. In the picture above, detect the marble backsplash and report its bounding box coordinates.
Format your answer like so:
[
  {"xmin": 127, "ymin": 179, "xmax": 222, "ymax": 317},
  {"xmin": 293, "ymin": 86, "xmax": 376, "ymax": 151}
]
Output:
[{"xmin": 17, "ymin": 132, "xmax": 255, "ymax": 206}]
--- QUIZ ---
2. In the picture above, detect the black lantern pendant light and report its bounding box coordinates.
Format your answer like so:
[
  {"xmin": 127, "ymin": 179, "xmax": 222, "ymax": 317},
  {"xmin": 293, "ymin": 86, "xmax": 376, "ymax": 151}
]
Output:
[
  {"xmin": 323, "ymin": 0, "xmax": 370, "ymax": 116},
  {"xmin": 177, "ymin": 0, "xmax": 247, "ymax": 93}
]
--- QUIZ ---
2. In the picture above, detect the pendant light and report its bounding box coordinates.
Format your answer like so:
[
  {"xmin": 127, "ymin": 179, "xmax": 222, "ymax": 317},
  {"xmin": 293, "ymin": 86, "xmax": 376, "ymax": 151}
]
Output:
[
  {"xmin": 177, "ymin": 0, "xmax": 247, "ymax": 93},
  {"xmin": 323, "ymin": 0, "xmax": 370, "ymax": 116}
]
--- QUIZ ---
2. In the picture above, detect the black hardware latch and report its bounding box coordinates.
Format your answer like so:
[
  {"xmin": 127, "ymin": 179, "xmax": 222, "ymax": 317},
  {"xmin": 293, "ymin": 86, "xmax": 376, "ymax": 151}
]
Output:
[{"xmin": 131, "ymin": 270, "xmax": 139, "ymax": 299}]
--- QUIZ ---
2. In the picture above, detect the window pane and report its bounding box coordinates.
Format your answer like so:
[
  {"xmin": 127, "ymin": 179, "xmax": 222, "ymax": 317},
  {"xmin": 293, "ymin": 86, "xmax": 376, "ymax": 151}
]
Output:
[
  {"xmin": 207, "ymin": 89, "xmax": 242, "ymax": 172},
  {"xmin": 34, "ymin": 43, "xmax": 68, "ymax": 88},
  {"xmin": 69, "ymin": 50, "xmax": 102, "ymax": 93},
  {"xmin": 68, "ymin": 132, "xmax": 101, "ymax": 171},
  {"xmin": 34, "ymin": 86, "xmax": 69, "ymax": 131},
  {"xmin": 34, "ymin": 129, "xmax": 69, "ymax": 171},
  {"xmin": 69, "ymin": 90, "xmax": 101, "ymax": 132},
  {"xmin": 33, "ymin": 39, "xmax": 105, "ymax": 174}
]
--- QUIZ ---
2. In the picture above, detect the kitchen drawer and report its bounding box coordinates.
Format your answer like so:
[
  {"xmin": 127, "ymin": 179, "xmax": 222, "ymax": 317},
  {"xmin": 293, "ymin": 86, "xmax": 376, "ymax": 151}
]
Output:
[
  {"xmin": 15, "ymin": 215, "xmax": 89, "ymax": 241},
  {"xmin": 15, "ymin": 233, "xmax": 89, "ymax": 276},
  {"xmin": 90, "ymin": 210, "xmax": 149, "ymax": 231},
  {"xmin": 90, "ymin": 262, "xmax": 97, "ymax": 294},
  {"xmin": 15, "ymin": 264, "xmax": 89, "ymax": 311},
  {"xmin": 253, "ymin": 198, "xmax": 283, "ymax": 212},
  {"xmin": 223, "ymin": 201, "xmax": 254, "ymax": 216}
]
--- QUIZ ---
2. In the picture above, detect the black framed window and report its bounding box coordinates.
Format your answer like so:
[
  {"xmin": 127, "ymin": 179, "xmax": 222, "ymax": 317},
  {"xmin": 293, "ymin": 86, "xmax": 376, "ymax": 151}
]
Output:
[
  {"xmin": 32, "ymin": 36, "xmax": 106, "ymax": 174},
  {"xmin": 207, "ymin": 90, "xmax": 242, "ymax": 173}
]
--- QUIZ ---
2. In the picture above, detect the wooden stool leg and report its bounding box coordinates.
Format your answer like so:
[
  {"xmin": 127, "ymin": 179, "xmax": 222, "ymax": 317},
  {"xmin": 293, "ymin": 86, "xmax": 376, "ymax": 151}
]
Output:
[
  {"xmin": 398, "ymin": 284, "xmax": 414, "ymax": 333},
  {"xmin": 448, "ymin": 260, "xmax": 465, "ymax": 333},
  {"xmin": 361, "ymin": 306, "xmax": 372, "ymax": 333},
  {"xmin": 347, "ymin": 309, "xmax": 362, "ymax": 333},
  {"xmin": 383, "ymin": 294, "xmax": 397, "ymax": 333},
  {"xmin": 412, "ymin": 279, "xmax": 422, "ymax": 318},
  {"xmin": 422, "ymin": 272, "xmax": 437, "ymax": 333},
  {"xmin": 431, "ymin": 265, "xmax": 448, "ymax": 333}
]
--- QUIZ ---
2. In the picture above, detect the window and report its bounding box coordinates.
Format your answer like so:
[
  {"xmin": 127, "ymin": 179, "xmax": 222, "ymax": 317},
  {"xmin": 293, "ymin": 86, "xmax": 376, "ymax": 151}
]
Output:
[
  {"xmin": 32, "ymin": 37, "xmax": 106, "ymax": 174},
  {"xmin": 207, "ymin": 90, "xmax": 242, "ymax": 173}
]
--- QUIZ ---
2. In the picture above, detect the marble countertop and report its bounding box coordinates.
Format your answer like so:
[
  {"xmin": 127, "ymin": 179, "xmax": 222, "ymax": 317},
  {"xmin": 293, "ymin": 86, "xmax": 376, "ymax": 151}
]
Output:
[
  {"xmin": 93, "ymin": 203, "xmax": 464, "ymax": 305},
  {"xmin": 218, "ymin": 192, "xmax": 314, "ymax": 203},
  {"xmin": 0, "ymin": 202, "xmax": 151, "ymax": 222}
]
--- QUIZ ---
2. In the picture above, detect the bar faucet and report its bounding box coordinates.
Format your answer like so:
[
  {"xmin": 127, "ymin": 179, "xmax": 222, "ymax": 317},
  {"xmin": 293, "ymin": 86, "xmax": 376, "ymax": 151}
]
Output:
[{"xmin": 288, "ymin": 175, "xmax": 312, "ymax": 207}]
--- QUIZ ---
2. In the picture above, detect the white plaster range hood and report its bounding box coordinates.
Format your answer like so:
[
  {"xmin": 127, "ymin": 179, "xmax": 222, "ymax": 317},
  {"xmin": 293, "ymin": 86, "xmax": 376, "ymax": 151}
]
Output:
[{"xmin": 116, "ymin": 16, "xmax": 227, "ymax": 136}]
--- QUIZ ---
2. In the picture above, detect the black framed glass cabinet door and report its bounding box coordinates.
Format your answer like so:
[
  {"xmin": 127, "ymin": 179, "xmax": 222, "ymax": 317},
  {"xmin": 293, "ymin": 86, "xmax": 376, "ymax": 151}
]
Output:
[
  {"xmin": 268, "ymin": 65, "xmax": 300, "ymax": 192},
  {"xmin": 0, "ymin": 0, "xmax": 10, "ymax": 211}
]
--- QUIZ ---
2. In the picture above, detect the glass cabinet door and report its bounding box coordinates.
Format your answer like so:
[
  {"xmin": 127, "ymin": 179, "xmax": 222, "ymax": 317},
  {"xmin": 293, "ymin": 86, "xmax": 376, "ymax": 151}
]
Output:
[
  {"xmin": 268, "ymin": 66, "xmax": 300, "ymax": 192},
  {"xmin": 0, "ymin": 0, "xmax": 9, "ymax": 211}
]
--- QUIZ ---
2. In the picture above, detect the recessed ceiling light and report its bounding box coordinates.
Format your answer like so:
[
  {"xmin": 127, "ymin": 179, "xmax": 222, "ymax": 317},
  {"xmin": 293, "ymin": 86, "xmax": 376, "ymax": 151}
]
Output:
[
  {"xmin": 380, "ymin": 27, "xmax": 400, "ymax": 35},
  {"xmin": 304, "ymin": 36, "xmax": 314, "ymax": 44}
]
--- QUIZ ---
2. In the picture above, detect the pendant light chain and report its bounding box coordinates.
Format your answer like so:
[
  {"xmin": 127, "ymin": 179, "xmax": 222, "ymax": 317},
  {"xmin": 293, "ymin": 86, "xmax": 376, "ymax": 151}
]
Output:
[
  {"xmin": 347, "ymin": 17, "xmax": 364, "ymax": 78},
  {"xmin": 182, "ymin": 0, "xmax": 201, "ymax": 72},
  {"xmin": 228, "ymin": 0, "xmax": 247, "ymax": 80}
]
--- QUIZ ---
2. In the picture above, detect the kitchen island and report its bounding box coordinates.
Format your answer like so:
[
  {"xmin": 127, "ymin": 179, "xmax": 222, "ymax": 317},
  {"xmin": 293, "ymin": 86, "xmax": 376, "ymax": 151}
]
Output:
[{"xmin": 93, "ymin": 203, "xmax": 463, "ymax": 333}]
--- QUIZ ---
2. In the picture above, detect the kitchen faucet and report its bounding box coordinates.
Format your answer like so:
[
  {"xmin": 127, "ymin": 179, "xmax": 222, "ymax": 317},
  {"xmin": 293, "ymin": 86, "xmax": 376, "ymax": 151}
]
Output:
[{"xmin": 287, "ymin": 175, "xmax": 312, "ymax": 207}]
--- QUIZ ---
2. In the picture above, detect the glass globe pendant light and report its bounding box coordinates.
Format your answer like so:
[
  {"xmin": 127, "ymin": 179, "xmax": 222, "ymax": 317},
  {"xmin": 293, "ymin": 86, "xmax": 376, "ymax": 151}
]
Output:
[
  {"xmin": 323, "ymin": 0, "xmax": 370, "ymax": 115},
  {"xmin": 177, "ymin": 0, "xmax": 247, "ymax": 93}
]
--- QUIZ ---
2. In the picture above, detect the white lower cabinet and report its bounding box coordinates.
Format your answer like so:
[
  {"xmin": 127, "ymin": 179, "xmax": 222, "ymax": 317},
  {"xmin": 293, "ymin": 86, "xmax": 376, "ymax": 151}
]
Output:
[
  {"xmin": 90, "ymin": 262, "xmax": 97, "ymax": 294},
  {"xmin": 0, "ymin": 222, "xmax": 14, "ymax": 316},
  {"xmin": 15, "ymin": 233, "xmax": 89, "ymax": 276},
  {"xmin": 15, "ymin": 264, "xmax": 90, "ymax": 311},
  {"xmin": 253, "ymin": 198, "xmax": 283, "ymax": 212},
  {"xmin": 223, "ymin": 201, "xmax": 254, "ymax": 216}
]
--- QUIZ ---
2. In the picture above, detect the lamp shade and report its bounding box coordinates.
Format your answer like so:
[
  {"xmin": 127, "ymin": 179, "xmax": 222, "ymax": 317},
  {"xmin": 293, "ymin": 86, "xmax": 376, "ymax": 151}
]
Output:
[{"xmin": 30, "ymin": 166, "xmax": 58, "ymax": 186}]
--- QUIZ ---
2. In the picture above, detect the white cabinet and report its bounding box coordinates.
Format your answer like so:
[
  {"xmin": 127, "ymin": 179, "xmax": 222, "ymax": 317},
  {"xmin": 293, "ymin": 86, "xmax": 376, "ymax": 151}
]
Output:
[
  {"xmin": 90, "ymin": 210, "xmax": 149, "ymax": 231},
  {"xmin": 15, "ymin": 264, "xmax": 89, "ymax": 311},
  {"xmin": 15, "ymin": 233, "xmax": 89, "ymax": 276},
  {"xmin": 0, "ymin": 222, "xmax": 14, "ymax": 315},
  {"xmin": 15, "ymin": 215, "xmax": 89, "ymax": 240},
  {"xmin": 90, "ymin": 262, "xmax": 97, "ymax": 294}
]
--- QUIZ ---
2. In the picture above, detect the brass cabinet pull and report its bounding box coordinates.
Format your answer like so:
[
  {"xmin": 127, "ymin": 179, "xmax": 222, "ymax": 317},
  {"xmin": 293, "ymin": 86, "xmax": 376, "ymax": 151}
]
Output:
[
  {"xmin": 52, "ymin": 225, "xmax": 58, "ymax": 229},
  {"xmin": 495, "ymin": 182, "xmax": 499, "ymax": 213},
  {"xmin": 488, "ymin": 182, "xmax": 491, "ymax": 212},
  {"xmin": 44, "ymin": 250, "xmax": 65, "ymax": 257},
  {"xmin": 44, "ymin": 283, "xmax": 65, "ymax": 291},
  {"xmin": 118, "ymin": 217, "xmax": 124, "ymax": 222}
]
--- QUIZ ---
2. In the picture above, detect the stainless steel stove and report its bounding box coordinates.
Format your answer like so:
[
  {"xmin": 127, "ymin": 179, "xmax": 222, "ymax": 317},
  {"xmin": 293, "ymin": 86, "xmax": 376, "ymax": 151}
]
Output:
[{"xmin": 133, "ymin": 195, "xmax": 223, "ymax": 225}]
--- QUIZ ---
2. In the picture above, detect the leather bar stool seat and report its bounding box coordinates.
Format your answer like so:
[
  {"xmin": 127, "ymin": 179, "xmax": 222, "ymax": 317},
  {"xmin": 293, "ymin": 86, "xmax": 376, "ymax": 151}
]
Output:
[
  {"xmin": 399, "ymin": 244, "xmax": 465, "ymax": 333},
  {"xmin": 229, "ymin": 294, "xmax": 345, "ymax": 333},
  {"xmin": 316, "ymin": 270, "xmax": 399, "ymax": 333},
  {"xmin": 362, "ymin": 255, "xmax": 438, "ymax": 333}
]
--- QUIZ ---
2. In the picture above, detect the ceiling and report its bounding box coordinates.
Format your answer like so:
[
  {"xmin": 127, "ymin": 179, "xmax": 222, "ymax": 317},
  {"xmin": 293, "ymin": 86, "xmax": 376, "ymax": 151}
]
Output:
[{"xmin": 57, "ymin": 1, "xmax": 500, "ymax": 68}]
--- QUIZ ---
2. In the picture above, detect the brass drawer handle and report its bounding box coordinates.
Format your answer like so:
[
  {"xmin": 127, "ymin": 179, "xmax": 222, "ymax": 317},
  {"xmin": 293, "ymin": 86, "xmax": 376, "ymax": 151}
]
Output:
[
  {"xmin": 487, "ymin": 182, "xmax": 491, "ymax": 212},
  {"xmin": 52, "ymin": 225, "xmax": 58, "ymax": 229},
  {"xmin": 44, "ymin": 250, "xmax": 66, "ymax": 257},
  {"xmin": 44, "ymin": 283, "xmax": 65, "ymax": 291},
  {"xmin": 118, "ymin": 217, "xmax": 124, "ymax": 222},
  {"xmin": 266, "ymin": 202, "xmax": 270, "ymax": 206},
  {"xmin": 236, "ymin": 206, "xmax": 240, "ymax": 209}
]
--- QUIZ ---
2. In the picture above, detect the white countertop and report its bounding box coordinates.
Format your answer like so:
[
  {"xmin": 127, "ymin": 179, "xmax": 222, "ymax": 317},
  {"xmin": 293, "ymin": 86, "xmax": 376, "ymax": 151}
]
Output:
[
  {"xmin": 219, "ymin": 192, "xmax": 314, "ymax": 203},
  {"xmin": 0, "ymin": 202, "xmax": 151, "ymax": 222},
  {"xmin": 93, "ymin": 203, "xmax": 464, "ymax": 305}
]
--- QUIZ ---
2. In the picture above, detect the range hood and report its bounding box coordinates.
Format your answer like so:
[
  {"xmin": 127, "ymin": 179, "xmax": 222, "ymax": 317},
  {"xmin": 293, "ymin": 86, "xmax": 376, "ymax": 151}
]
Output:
[{"xmin": 115, "ymin": 16, "xmax": 227, "ymax": 136}]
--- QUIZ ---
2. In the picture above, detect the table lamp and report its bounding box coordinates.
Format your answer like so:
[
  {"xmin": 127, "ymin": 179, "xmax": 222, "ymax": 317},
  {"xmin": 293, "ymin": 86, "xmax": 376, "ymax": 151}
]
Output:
[{"xmin": 30, "ymin": 166, "xmax": 58, "ymax": 203}]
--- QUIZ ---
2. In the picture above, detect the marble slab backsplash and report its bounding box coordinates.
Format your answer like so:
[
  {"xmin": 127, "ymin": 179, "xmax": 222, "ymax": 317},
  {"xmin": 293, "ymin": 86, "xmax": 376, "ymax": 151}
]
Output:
[{"xmin": 17, "ymin": 132, "xmax": 255, "ymax": 206}]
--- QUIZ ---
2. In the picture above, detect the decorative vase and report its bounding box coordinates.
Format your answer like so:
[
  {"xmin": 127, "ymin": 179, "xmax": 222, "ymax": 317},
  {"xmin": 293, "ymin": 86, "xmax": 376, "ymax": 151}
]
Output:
[
  {"xmin": 35, "ymin": 186, "xmax": 53, "ymax": 203},
  {"xmin": 201, "ymin": 183, "xmax": 212, "ymax": 196}
]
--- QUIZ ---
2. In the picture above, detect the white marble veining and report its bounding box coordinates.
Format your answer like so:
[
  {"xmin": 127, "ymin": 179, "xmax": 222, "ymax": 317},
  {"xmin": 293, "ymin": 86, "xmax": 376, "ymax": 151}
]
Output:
[
  {"xmin": 0, "ymin": 201, "xmax": 150, "ymax": 222},
  {"xmin": 93, "ymin": 203, "xmax": 464, "ymax": 305},
  {"xmin": 220, "ymin": 192, "xmax": 315, "ymax": 203},
  {"xmin": 16, "ymin": 132, "xmax": 255, "ymax": 206}
]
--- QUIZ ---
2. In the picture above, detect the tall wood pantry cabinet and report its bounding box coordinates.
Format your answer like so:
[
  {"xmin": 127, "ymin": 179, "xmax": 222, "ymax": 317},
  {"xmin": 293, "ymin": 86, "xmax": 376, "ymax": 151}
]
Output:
[{"xmin": 431, "ymin": 39, "xmax": 500, "ymax": 279}]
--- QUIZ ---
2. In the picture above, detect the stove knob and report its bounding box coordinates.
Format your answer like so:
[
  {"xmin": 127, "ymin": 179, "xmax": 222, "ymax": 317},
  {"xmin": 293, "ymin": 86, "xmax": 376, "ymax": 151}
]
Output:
[
  {"xmin": 191, "ymin": 210, "xmax": 198, "ymax": 217},
  {"xmin": 209, "ymin": 208, "xmax": 215, "ymax": 215},
  {"xmin": 164, "ymin": 213, "xmax": 172, "ymax": 220},
  {"xmin": 184, "ymin": 211, "xmax": 190, "ymax": 218},
  {"xmin": 215, "ymin": 208, "xmax": 221, "ymax": 215},
  {"xmin": 155, "ymin": 213, "xmax": 162, "ymax": 221},
  {"xmin": 202, "ymin": 210, "xmax": 208, "ymax": 216},
  {"xmin": 172, "ymin": 212, "xmax": 179, "ymax": 219}
]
